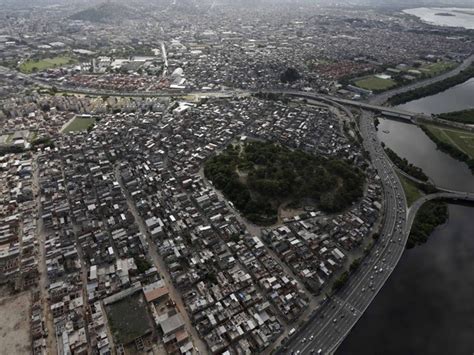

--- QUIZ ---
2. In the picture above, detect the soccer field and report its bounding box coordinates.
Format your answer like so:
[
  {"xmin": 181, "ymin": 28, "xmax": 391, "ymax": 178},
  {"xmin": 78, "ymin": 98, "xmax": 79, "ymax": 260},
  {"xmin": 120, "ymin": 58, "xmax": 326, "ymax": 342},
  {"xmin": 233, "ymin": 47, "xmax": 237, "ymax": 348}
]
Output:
[
  {"xmin": 354, "ymin": 76, "xmax": 397, "ymax": 91},
  {"xmin": 61, "ymin": 116, "xmax": 95, "ymax": 133},
  {"xmin": 19, "ymin": 56, "xmax": 75, "ymax": 73}
]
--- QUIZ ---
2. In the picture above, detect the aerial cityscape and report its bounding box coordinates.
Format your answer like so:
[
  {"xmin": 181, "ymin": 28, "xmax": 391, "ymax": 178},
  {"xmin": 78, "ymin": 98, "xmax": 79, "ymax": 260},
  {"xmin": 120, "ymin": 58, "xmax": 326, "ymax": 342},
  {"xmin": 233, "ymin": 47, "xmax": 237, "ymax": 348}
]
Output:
[{"xmin": 0, "ymin": 0, "xmax": 473, "ymax": 354}]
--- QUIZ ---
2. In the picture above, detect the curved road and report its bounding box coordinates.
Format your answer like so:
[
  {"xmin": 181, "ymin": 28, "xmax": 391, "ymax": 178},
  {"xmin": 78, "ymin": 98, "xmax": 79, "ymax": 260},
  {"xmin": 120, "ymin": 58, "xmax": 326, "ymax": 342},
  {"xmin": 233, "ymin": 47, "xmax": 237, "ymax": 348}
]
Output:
[
  {"xmin": 369, "ymin": 54, "xmax": 474, "ymax": 105},
  {"xmin": 278, "ymin": 105, "xmax": 474, "ymax": 354},
  {"xmin": 4, "ymin": 62, "xmax": 474, "ymax": 354},
  {"xmin": 278, "ymin": 110, "xmax": 408, "ymax": 355}
]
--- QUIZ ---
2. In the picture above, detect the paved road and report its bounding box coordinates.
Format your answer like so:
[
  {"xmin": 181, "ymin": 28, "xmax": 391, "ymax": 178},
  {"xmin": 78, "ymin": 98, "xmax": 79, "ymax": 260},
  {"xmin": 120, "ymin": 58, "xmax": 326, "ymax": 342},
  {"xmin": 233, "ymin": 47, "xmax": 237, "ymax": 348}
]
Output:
[
  {"xmin": 279, "ymin": 111, "xmax": 408, "ymax": 355},
  {"xmin": 277, "ymin": 109, "xmax": 474, "ymax": 355},
  {"xmin": 407, "ymin": 192, "xmax": 474, "ymax": 234},
  {"xmin": 114, "ymin": 167, "xmax": 208, "ymax": 355},
  {"xmin": 368, "ymin": 54, "xmax": 474, "ymax": 105},
  {"xmin": 5, "ymin": 62, "xmax": 473, "ymax": 354}
]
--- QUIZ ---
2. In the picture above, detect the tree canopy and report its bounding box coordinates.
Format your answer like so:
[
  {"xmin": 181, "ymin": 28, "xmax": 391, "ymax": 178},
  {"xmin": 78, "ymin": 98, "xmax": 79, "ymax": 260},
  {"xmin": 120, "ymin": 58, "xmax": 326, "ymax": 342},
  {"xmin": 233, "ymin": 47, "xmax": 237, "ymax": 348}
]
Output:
[{"xmin": 204, "ymin": 141, "xmax": 365, "ymax": 225}]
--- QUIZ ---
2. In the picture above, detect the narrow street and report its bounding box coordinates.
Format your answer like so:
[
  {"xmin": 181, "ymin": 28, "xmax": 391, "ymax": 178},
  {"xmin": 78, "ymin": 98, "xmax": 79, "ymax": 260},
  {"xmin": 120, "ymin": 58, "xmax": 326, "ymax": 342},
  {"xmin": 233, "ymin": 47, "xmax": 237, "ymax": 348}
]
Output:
[
  {"xmin": 32, "ymin": 155, "xmax": 58, "ymax": 355},
  {"xmin": 114, "ymin": 167, "xmax": 208, "ymax": 355},
  {"xmin": 59, "ymin": 162, "xmax": 95, "ymax": 355},
  {"xmin": 182, "ymin": 167, "xmax": 320, "ymax": 354}
]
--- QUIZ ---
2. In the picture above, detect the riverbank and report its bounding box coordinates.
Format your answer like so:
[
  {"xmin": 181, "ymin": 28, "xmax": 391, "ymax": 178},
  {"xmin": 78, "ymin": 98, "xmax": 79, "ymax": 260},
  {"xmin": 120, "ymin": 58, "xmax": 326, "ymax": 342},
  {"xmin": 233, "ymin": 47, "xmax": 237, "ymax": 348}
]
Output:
[
  {"xmin": 437, "ymin": 108, "xmax": 474, "ymax": 124},
  {"xmin": 383, "ymin": 146, "xmax": 428, "ymax": 182},
  {"xmin": 420, "ymin": 125, "xmax": 474, "ymax": 173},
  {"xmin": 388, "ymin": 64, "xmax": 474, "ymax": 105}
]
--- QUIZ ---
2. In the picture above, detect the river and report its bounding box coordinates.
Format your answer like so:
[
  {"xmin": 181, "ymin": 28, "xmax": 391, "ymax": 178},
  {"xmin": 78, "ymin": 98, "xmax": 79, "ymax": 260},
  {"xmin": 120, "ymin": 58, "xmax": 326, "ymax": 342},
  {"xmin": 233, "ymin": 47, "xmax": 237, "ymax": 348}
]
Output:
[
  {"xmin": 337, "ymin": 204, "xmax": 474, "ymax": 355},
  {"xmin": 376, "ymin": 77, "xmax": 474, "ymax": 192},
  {"xmin": 375, "ymin": 118, "xmax": 474, "ymax": 192},
  {"xmin": 396, "ymin": 78, "xmax": 474, "ymax": 114},
  {"xmin": 337, "ymin": 78, "xmax": 474, "ymax": 353}
]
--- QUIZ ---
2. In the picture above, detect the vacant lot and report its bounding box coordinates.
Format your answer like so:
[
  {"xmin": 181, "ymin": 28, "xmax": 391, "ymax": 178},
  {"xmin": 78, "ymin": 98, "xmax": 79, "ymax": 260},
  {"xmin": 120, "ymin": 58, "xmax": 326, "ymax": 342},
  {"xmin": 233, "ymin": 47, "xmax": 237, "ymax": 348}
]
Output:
[
  {"xmin": 61, "ymin": 116, "xmax": 95, "ymax": 133},
  {"xmin": 19, "ymin": 56, "xmax": 75, "ymax": 73},
  {"xmin": 0, "ymin": 292, "xmax": 32, "ymax": 354},
  {"xmin": 425, "ymin": 125, "xmax": 474, "ymax": 159},
  {"xmin": 420, "ymin": 61, "xmax": 456, "ymax": 77},
  {"xmin": 106, "ymin": 293, "xmax": 152, "ymax": 345},
  {"xmin": 354, "ymin": 76, "xmax": 397, "ymax": 91}
]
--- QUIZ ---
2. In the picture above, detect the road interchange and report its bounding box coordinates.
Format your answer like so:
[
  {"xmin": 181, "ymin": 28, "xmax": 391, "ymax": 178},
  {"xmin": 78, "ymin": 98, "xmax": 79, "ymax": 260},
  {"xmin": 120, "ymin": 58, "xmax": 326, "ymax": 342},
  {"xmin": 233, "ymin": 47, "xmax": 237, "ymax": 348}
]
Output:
[{"xmin": 5, "ymin": 63, "xmax": 474, "ymax": 353}]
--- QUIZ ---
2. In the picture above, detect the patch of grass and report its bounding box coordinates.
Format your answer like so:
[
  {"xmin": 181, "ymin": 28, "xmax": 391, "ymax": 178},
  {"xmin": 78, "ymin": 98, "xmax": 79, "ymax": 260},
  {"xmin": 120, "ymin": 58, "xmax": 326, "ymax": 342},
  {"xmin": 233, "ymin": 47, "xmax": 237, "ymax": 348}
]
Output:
[
  {"xmin": 421, "ymin": 125, "xmax": 474, "ymax": 173},
  {"xmin": 106, "ymin": 293, "xmax": 152, "ymax": 344},
  {"xmin": 61, "ymin": 116, "xmax": 95, "ymax": 133},
  {"xmin": 424, "ymin": 125, "xmax": 450, "ymax": 144},
  {"xmin": 424, "ymin": 125, "xmax": 474, "ymax": 159},
  {"xmin": 398, "ymin": 174, "xmax": 423, "ymax": 207},
  {"xmin": 19, "ymin": 56, "xmax": 76, "ymax": 73},
  {"xmin": 354, "ymin": 76, "xmax": 397, "ymax": 91},
  {"xmin": 420, "ymin": 61, "xmax": 456, "ymax": 77},
  {"xmin": 443, "ymin": 130, "xmax": 474, "ymax": 159}
]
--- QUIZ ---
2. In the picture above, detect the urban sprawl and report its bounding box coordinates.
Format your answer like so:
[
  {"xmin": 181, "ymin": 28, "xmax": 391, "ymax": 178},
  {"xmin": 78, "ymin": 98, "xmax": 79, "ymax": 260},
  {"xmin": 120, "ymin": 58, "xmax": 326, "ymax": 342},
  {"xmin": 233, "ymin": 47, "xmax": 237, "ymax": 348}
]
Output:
[{"xmin": 0, "ymin": 1, "xmax": 472, "ymax": 355}]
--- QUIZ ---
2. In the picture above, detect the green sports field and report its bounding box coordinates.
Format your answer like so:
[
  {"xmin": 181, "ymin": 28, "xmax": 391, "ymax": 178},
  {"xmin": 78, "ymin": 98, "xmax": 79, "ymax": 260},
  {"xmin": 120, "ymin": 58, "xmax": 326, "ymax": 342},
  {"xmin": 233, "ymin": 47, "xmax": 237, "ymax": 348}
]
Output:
[
  {"xmin": 19, "ymin": 56, "xmax": 75, "ymax": 73},
  {"xmin": 354, "ymin": 76, "xmax": 397, "ymax": 91},
  {"xmin": 61, "ymin": 116, "xmax": 95, "ymax": 133},
  {"xmin": 420, "ymin": 61, "xmax": 456, "ymax": 77}
]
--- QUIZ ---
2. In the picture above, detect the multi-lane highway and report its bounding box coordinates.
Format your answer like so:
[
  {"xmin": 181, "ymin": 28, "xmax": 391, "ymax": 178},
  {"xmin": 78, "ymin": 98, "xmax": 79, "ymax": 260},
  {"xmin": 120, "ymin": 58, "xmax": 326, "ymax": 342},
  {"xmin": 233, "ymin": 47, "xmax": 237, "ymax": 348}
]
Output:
[
  {"xmin": 279, "ymin": 110, "xmax": 408, "ymax": 355},
  {"xmin": 4, "ymin": 61, "xmax": 473, "ymax": 353},
  {"xmin": 278, "ymin": 107, "xmax": 474, "ymax": 355}
]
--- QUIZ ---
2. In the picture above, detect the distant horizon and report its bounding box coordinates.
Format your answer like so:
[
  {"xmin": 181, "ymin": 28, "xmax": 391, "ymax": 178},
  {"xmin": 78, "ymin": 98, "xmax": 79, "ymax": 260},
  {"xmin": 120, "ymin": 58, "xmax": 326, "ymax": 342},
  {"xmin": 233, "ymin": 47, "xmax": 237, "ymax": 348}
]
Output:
[{"xmin": 1, "ymin": 0, "xmax": 474, "ymax": 9}]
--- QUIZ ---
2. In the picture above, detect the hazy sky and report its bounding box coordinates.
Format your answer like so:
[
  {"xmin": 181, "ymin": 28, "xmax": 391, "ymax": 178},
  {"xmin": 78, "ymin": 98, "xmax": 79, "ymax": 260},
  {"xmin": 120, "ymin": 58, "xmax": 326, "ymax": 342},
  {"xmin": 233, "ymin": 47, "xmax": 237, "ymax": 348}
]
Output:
[{"xmin": 1, "ymin": 0, "xmax": 473, "ymax": 9}]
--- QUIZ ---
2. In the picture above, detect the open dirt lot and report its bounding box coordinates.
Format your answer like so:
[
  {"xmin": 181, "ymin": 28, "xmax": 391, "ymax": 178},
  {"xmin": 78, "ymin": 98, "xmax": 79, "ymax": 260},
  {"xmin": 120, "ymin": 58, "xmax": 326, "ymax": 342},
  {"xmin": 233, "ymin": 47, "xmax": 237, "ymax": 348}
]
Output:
[{"xmin": 0, "ymin": 291, "xmax": 32, "ymax": 355}]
